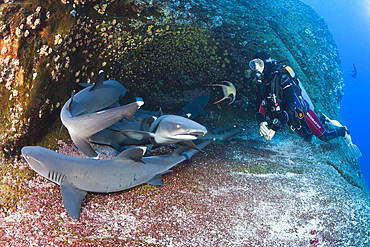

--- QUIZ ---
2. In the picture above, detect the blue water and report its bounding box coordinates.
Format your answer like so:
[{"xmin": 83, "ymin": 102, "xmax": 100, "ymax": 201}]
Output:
[{"xmin": 301, "ymin": 0, "xmax": 370, "ymax": 186}]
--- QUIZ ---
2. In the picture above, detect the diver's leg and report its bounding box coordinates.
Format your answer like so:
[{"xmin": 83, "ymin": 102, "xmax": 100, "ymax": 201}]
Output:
[
  {"xmin": 304, "ymin": 109, "xmax": 326, "ymax": 137},
  {"xmin": 318, "ymin": 127, "xmax": 346, "ymax": 142},
  {"xmin": 305, "ymin": 109, "xmax": 346, "ymax": 142}
]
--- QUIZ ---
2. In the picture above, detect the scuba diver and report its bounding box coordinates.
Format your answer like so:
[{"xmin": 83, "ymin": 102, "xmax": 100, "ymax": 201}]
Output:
[{"xmin": 249, "ymin": 52, "xmax": 361, "ymax": 159}]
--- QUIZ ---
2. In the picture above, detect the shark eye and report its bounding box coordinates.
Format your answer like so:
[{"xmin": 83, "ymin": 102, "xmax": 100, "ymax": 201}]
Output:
[{"xmin": 175, "ymin": 124, "xmax": 181, "ymax": 129}]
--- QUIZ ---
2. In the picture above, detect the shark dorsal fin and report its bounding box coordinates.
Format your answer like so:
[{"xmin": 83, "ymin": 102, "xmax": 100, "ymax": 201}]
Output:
[
  {"xmin": 115, "ymin": 146, "xmax": 146, "ymax": 163},
  {"xmin": 67, "ymin": 90, "xmax": 76, "ymax": 114},
  {"xmin": 89, "ymin": 70, "xmax": 105, "ymax": 92},
  {"xmin": 158, "ymin": 107, "xmax": 163, "ymax": 117}
]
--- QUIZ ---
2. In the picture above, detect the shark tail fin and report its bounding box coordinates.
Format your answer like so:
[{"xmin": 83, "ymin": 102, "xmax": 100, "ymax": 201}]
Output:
[
  {"xmin": 121, "ymin": 99, "xmax": 144, "ymax": 121},
  {"xmin": 58, "ymin": 124, "xmax": 64, "ymax": 139},
  {"xmin": 219, "ymin": 129, "xmax": 243, "ymax": 141}
]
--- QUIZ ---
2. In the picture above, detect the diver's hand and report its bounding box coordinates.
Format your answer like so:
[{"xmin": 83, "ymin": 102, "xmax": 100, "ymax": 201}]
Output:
[
  {"xmin": 259, "ymin": 121, "xmax": 275, "ymax": 141},
  {"xmin": 265, "ymin": 129, "xmax": 275, "ymax": 141},
  {"xmin": 259, "ymin": 122, "xmax": 269, "ymax": 136}
]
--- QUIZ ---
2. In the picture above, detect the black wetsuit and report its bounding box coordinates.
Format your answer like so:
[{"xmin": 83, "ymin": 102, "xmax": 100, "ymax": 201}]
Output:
[{"xmin": 256, "ymin": 71, "xmax": 296, "ymax": 131}]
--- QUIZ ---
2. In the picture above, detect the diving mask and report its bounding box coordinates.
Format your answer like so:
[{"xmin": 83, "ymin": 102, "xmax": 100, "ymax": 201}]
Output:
[
  {"xmin": 249, "ymin": 58, "xmax": 264, "ymax": 73},
  {"xmin": 249, "ymin": 57, "xmax": 275, "ymax": 73}
]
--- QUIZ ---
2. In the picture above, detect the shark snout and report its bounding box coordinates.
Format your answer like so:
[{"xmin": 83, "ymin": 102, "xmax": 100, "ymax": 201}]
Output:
[{"xmin": 22, "ymin": 146, "xmax": 45, "ymax": 171}]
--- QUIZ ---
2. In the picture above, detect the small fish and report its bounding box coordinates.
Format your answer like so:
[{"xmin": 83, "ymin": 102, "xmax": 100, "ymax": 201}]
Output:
[
  {"xmin": 350, "ymin": 63, "xmax": 357, "ymax": 79},
  {"xmin": 205, "ymin": 81, "xmax": 236, "ymax": 105}
]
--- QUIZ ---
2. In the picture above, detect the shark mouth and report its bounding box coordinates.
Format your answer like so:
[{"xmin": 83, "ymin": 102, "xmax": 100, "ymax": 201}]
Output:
[{"xmin": 176, "ymin": 131, "xmax": 207, "ymax": 140}]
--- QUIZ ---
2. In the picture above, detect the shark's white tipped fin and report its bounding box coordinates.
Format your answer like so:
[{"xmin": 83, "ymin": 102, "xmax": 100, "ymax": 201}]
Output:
[
  {"xmin": 135, "ymin": 97, "xmax": 144, "ymax": 108},
  {"xmin": 89, "ymin": 70, "xmax": 105, "ymax": 92}
]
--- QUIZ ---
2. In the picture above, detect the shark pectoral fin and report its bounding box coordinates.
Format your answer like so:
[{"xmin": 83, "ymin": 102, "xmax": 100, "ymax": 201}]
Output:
[
  {"xmin": 120, "ymin": 130, "xmax": 153, "ymax": 141},
  {"xmin": 60, "ymin": 183, "xmax": 87, "ymax": 220},
  {"xmin": 199, "ymin": 108, "xmax": 207, "ymax": 117},
  {"xmin": 89, "ymin": 70, "xmax": 105, "ymax": 92},
  {"xmin": 111, "ymin": 143, "xmax": 127, "ymax": 152},
  {"xmin": 71, "ymin": 135, "xmax": 98, "ymax": 158},
  {"xmin": 115, "ymin": 146, "xmax": 146, "ymax": 163},
  {"xmin": 147, "ymin": 171, "xmax": 172, "ymax": 186},
  {"xmin": 179, "ymin": 140, "xmax": 204, "ymax": 152}
]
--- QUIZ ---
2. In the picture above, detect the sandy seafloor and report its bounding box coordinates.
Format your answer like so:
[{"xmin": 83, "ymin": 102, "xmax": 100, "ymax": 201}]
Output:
[{"xmin": 1, "ymin": 126, "xmax": 370, "ymax": 246}]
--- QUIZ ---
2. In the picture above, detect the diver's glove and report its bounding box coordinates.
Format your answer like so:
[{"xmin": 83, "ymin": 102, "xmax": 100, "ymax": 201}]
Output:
[{"xmin": 259, "ymin": 121, "xmax": 275, "ymax": 141}]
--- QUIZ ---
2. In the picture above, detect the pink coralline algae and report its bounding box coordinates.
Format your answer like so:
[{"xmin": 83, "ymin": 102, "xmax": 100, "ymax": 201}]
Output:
[
  {"xmin": 310, "ymin": 237, "xmax": 319, "ymax": 245},
  {"xmin": 1, "ymin": 135, "xmax": 370, "ymax": 245}
]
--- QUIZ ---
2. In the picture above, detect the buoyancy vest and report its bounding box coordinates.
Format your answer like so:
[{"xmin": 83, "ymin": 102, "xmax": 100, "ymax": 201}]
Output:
[{"xmin": 259, "ymin": 64, "xmax": 314, "ymax": 129}]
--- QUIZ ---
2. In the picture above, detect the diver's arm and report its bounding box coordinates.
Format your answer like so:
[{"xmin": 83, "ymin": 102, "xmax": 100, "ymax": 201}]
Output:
[
  {"xmin": 256, "ymin": 100, "xmax": 266, "ymax": 124},
  {"xmin": 276, "ymin": 74, "xmax": 296, "ymax": 128}
]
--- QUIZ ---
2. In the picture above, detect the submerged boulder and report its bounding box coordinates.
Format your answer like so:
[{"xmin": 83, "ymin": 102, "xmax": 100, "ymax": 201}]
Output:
[
  {"xmin": 0, "ymin": 0, "xmax": 367, "ymax": 244},
  {"xmin": 0, "ymin": 0, "xmax": 343, "ymax": 153}
]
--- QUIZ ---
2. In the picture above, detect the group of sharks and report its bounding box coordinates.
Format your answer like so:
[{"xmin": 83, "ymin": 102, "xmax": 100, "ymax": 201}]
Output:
[{"xmin": 22, "ymin": 71, "xmax": 242, "ymax": 219}]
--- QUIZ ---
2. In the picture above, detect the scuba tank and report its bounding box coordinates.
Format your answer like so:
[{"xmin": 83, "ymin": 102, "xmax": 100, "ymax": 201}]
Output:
[{"xmin": 283, "ymin": 65, "xmax": 315, "ymax": 111}]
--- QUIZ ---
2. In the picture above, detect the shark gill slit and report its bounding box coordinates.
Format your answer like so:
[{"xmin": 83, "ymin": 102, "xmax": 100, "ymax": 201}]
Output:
[{"xmin": 48, "ymin": 171, "xmax": 66, "ymax": 183}]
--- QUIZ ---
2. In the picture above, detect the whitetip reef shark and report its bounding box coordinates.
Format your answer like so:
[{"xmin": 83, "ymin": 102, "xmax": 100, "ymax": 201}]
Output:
[
  {"xmin": 120, "ymin": 115, "xmax": 208, "ymax": 151},
  {"xmin": 178, "ymin": 94, "xmax": 210, "ymax": 119},
  {"xmin": 70, "ymin": 70, "xmax": 127, "ymax": 116},
  {"xmin": 60, "ymin": 91, "xmax": 144, "ymax": 158},
  {"xmin": 21, "ymin": 139, "xmax": 212, "ymax": 220},
  {"xmin": 88, "ymin": 117, "xmax": 155, "ymax": 151}
]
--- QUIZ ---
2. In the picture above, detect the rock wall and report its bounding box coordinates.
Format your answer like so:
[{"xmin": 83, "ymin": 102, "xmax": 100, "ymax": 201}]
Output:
[
  {"xmin": 0, "ymin": 0, "xmax": 367, "ymax": 237},
  {"xmin": 0, "ymin": 0, "xmax": 343, "ymax": 155}
]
